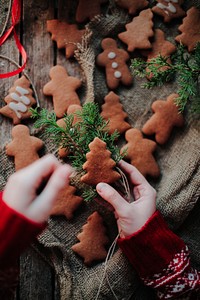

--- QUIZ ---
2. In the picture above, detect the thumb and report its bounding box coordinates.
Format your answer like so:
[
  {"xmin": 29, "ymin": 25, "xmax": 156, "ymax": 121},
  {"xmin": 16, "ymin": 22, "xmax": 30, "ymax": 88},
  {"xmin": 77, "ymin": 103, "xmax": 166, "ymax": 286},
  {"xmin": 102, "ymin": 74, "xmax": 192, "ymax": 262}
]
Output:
[{"xmin": 96, "ymin": 182, "xmax": 127, "ymax": 213}]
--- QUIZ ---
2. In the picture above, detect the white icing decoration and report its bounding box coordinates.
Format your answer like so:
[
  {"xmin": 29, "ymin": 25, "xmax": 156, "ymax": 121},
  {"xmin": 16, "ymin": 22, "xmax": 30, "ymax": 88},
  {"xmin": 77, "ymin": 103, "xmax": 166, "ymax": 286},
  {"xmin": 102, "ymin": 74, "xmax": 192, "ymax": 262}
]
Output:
[
  {"xmin": 114, "ymin": 71, "xmax": 122, "ymax": 78},
  {"xmin": 112, "ymin": 62, "xmax": 118, "ymax": 69},
  {"xmin": 156, "ymin": 1, "xmax": 177, "ymax": 14},
  {"xmin": 108, "ymin": 52, "xmax": 116, "ymax": 59},
  {"xmin": 9, "ymin": 86, "xmax": 31, "ymax": 118},
  {"xmin": 16, "ymin": 86, "xmax": 29, "ymax": 95},
  {"xmin": 8, "ymin": 102, "xmax": 27, "ymax": 118}
]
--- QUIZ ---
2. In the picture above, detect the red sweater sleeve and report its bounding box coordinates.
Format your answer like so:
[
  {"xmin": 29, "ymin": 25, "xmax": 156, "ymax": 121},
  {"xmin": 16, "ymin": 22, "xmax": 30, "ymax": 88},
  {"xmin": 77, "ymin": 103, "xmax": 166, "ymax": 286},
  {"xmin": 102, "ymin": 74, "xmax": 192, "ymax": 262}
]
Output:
[
  {"xmin": 117, "ymin": 211, "xmax": 200, "ymax": 299},
  {"xmin": 0, "ymin": 191, "xmax": 45, "ymax": 269}
]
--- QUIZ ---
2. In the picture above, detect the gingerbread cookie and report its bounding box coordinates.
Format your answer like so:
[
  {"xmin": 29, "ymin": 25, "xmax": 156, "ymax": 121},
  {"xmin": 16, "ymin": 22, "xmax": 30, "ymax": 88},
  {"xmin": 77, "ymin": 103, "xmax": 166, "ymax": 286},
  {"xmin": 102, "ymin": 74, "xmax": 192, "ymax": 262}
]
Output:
[
  {"xmin": 71, "ymin": 211, "xmax": 109, "ymax": 266},
  {"xmin": 43, "ymin": 65, "xmax": 82, "ymax": 118},
  {"xmin": 50, "ymin": 185, "xmax": 83, "ymax": 220},
  {"xmin": 6, "ymin": 125, "xmax": 44, "ymax": 171},
  {"xmin": 96, "ymin": 38, "xmax": 132, "ymax": 89},
  {"xmin": 81, "ymin": 137, "xmax": 121, "ymax": 186},
  {"xmin": 115, "ymin": 0, "xmax": 149, "ymax": 15},
  {"xmin": 175, "ymin": 7, "xmax": 200, "ymax": 52},
  {"xmin": 118, "ymin": 8, "xmax": 154, "ymax": 52},
  {"xmin": 47, "ymin": 20, "xmax": 86, "ymax": 58},
  {"xmin": 57, "ymin": 104, "xmax": 82, "ymax": 158},
  {"xmin": 0, "ymin": 76, "xmax": 37, "ymax": 125},
  {"xmin": 142, "ymin": 94, "xmax": 184, "ymax": 144},
  {"xmin": 121, "ymin": 128, "xmax": 160, "ymax": 178},
  {"xmin": 152, "ymin": 0, "xmax": 185, "ymax": 23},
  {"xmin": 141, "ymin": 29, "xmax": 177, "ymax": 77},
  {"xmin": 101, "ymin": 91, "xmax": 131, "ymax": 135},
  {"xmin": 76, "ymin": 0, "xmax": 108, "ymax": 23}
]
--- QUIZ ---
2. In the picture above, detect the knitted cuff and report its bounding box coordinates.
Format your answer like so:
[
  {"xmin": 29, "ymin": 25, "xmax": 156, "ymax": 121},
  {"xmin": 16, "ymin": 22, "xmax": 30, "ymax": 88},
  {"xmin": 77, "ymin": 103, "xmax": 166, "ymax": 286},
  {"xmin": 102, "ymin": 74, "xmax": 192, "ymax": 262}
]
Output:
[
  {"xmin": 0, "ymin": 193, "xmax": 45, "ymax": 269},
  {"xmin": 117, "ymin": 211, "xmax": 185, "ymax": 278}
]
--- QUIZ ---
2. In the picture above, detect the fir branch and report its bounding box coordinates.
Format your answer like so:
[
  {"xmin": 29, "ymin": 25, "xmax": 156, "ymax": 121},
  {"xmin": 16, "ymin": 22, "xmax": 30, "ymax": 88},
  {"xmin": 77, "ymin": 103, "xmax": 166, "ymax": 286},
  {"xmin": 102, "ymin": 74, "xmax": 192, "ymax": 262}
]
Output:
[
  {"xmin": 81, "ymin": 187, "xmax": 98, "ymax": 202},
  {"xmin": 131, "ymin": 43, "xmax": 200, "ymax": 113},
  {"xmin": 31, "ymin": 103, "xmax": 125, "ymax": 202}
]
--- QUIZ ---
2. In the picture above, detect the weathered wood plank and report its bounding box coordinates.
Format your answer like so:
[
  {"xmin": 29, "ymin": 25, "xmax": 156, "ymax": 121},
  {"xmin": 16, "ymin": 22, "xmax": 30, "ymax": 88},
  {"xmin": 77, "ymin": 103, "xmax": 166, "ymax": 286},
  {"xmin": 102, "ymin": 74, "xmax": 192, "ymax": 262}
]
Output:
[{"xmin": 18, "ymin": 1, "xmax": 58, "ymax": 299}]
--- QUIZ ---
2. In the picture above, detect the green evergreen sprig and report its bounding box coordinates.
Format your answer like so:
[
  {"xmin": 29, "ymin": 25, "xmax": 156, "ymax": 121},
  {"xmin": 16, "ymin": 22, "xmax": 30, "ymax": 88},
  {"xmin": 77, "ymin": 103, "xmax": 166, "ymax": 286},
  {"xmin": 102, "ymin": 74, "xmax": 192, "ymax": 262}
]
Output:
[
  {"xmin": 131, "ymin": 43, "xmax": 200, "ymax": 113},
  {"xmin": 31, "ymin": 103, "xmax": 124, "ymax": 201}
]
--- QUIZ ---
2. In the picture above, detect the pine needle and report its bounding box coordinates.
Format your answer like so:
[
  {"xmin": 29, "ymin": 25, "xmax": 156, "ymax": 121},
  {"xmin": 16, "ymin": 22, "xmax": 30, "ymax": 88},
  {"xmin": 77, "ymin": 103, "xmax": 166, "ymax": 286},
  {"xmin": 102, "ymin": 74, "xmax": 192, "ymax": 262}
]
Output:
[{"xmin": 131, "ymin": 43, "xmax": 200, "ymax": 113}]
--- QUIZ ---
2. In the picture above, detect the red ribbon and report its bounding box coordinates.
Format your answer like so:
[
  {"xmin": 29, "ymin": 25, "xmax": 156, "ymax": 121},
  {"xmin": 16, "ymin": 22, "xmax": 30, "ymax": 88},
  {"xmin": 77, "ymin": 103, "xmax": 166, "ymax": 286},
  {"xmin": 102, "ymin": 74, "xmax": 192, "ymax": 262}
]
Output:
[{"xmin": 0, "ymin": 0, "xmax": 27, "ymax": 78}]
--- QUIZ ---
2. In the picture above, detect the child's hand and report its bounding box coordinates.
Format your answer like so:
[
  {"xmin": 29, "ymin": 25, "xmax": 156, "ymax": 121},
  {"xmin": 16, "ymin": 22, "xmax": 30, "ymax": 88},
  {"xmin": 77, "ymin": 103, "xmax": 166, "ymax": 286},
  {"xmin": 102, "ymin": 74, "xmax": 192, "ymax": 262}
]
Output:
[
  {"xmin": 3, "ymin": 154, "xmax": 72, "ymax": 223},
  {"xmin": 96, "ymin": 160, "xmax": 156, "ymax": 238}
]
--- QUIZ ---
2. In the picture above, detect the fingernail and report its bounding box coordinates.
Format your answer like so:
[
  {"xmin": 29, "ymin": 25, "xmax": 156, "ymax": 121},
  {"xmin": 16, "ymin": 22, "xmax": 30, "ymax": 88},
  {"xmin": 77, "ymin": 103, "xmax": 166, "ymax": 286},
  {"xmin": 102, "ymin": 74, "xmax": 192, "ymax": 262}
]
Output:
[{"xmin": 96, "ymin": 183, "xmax": 107, "ymax": 192}]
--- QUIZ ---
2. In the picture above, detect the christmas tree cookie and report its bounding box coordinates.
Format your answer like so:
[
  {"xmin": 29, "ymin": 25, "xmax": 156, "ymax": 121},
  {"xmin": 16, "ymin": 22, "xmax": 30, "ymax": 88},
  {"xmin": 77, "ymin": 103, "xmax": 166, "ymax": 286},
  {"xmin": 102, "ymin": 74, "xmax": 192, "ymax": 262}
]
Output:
[
  {"xmin": 0, "ymin": 76, "xmax": 37, "ymax": 125},
  {"xmin": 118, "ymin": 9, "xmax": 154, "ymax": 52},
  {"xmin": 101, "ymin": 91, "xmax": 131, "ymax": 135},
  {"xmin": 81, "ymin": 137, "xmax": 121, "ymax": 186},
  {"xmin": 72, "ymin": 211, "xmax": 109, "ymax": 266}
]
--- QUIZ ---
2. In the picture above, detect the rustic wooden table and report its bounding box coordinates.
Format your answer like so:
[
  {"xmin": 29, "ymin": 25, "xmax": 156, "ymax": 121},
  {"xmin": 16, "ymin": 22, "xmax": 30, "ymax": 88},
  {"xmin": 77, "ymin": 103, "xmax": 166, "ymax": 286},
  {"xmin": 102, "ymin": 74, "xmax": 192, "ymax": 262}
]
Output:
[
  {"xmin": 0, "ymin": 1, "xmax": 82, "ymax": 299},
  {"xmin": 1, "ymin": 1, "xmax": 199, "ymax": 299}
]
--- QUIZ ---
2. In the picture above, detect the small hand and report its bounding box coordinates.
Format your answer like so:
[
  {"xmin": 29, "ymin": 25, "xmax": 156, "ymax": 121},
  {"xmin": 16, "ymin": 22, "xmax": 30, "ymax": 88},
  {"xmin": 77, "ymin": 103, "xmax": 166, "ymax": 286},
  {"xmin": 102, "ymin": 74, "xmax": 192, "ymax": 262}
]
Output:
[
  {"xmin": 3, "ymin": 154, "xmax": 72, "ymax": 223},
  {"xmin": 96, "ymin": 160, "xmax": 156, "ymax": 238}
]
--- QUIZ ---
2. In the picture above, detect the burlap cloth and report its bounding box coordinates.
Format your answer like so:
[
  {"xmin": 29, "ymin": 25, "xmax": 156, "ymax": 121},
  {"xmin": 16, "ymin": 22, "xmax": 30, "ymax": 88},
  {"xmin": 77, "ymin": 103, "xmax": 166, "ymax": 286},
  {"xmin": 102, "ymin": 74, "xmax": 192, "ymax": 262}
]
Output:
[{"xmin": 0, "ymin": 0, "xmax": 200, "ymax": 299}]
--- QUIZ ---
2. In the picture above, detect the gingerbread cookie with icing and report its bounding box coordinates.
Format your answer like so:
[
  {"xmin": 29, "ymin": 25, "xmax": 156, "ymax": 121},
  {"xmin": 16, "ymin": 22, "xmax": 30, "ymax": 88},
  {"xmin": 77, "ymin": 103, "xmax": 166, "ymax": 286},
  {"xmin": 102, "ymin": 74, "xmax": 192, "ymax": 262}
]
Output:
[
  {"xmin": 72, "ymin": 211, "xmax": 109, "ymax": 266},
  {"xmin": 118, "ymin": 9, "xmax": 154, "ymax": 52},
  {"xmin": 76, "ymin": 0, "xmax": 108, "ymax": 23},
  {"xmin": 81, "ymin": 137, "xmax": 121, "ymax": 186},
  {"xmin": 47, "ymin": 20, "xmax": 86, "ymax": 58},
  {"xmin": 175, "ymin": 7, "xmax": 200, "ymax": 52},
  {"xmin": 152, "ymin": 0, "xmax": 185, "ymax": 23},
  {"xmin": 96, "ymin": 38, "xmax": 132, "ymax": 89},
  {"xmin": 50, "ymin": 185, "xmax": 83, "ymax": 220},
  {"xmin": 0, "ymin": 76, "xmax": 36, "ymax": 125},
  {"xmin": 101, "ymin": 91, "xmax": 131, "ymax": 135},
  {"xmin": 43, "ymin": 65, "xmax": 81, "ymax": 118},
  {"xmin": 6, "ymin": 125, "xmax": 44, "ymax": 171},
  {"xmin": 115, "ymin": 0, "xmax": 149, "ymax": 15},
  {"xmin": 142, "ymin": 94, "xmax": 184, "ymax": 144},
  {"xmin": 121, "ymin": 128, "xmax": 160, "ymax": 178}
]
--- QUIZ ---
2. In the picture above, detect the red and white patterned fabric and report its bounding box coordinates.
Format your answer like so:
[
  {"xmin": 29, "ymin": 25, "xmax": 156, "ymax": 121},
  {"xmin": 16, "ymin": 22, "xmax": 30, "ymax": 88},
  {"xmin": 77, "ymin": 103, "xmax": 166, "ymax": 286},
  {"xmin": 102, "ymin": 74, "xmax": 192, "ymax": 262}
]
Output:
[{"xmin": 118, "ymin": 211, "xmax": 200, "ymax": 299}]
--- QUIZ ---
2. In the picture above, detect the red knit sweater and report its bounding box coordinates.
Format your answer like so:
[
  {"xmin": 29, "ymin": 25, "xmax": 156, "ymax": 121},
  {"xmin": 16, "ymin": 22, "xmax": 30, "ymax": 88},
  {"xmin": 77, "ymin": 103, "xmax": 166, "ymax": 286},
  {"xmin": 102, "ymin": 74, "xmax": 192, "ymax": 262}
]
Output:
[
  {"xmin": 0, "ymin": 190, "xmax": 199, "ymax": 298},
  {"xmin": 118, "ymin": 211, "xmax": 200, "ymax": 299},
  {"xmin": 0, "ymin": 191, "xmax": 45, "ymax": 269}
]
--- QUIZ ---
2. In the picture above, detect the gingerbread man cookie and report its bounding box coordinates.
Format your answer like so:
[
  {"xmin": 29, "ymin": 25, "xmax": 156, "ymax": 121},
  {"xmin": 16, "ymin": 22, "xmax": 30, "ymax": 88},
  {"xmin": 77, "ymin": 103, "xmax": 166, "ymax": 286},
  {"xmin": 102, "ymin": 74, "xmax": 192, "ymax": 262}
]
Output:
[
  {"xmin": 175, "ymin": 7, "xmax": 200, "ymax": 52},
  {"xmin": 47, "ymin": 20, "xmax": 86, "ymax": 58},
  {"xmin": 141, "ymin": 29, "xmax": 177, "ymax": 77},
  {"xmin": 118, "ymin": 8, "xmax": 154, "ymax": 52},
  {"xmin": 142, "ymin": 94, "xmax": 184, "ymax": 144},
  {"xmin": 72, "ymin": 211, "xmax": 109, "ymax": 266},
  {"xmin": 0, "ymin": 76, "xmax": 37, "ymax": 125},
  {"xmin": 50, "ymin": 185, "xmax": 83, "ymax": 220},
  {"xmin": 43, "ymin": 65, "xmax": 82, "ymax": 118},
  {"xmin": 76, "ymin": 0, "xmax": 108, "ymax": 23},
  {"xmin": 115, "ymin": 0, "xmax": 149, "ymax": 15},
  {"xmin": 6, "ymin": 125, "xmax": 44, "ymax": 171},
  {"xmin": 121, "ymin": 128, "xmax": 160, "ymax": 178},
  {"xmin": 81, "ymin": 137, "xmax": 121, "ymax": 186},
  {"xmin": 101, "ymin": 91, "xmax": 131, "ymax": 135},
  {"xmin": 152, "ymin": 0, "xmax": 185, "ymax": 23},
  {"xmin": 96, "ymin": 38, "xmax": 132, "ymax": 89}
]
